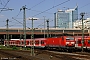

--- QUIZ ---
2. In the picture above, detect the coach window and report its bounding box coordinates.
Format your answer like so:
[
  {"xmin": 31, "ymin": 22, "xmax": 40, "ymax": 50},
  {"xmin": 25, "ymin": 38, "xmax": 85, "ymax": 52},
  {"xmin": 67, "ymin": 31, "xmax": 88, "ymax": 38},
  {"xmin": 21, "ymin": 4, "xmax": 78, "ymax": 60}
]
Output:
[
  {"xmin": 9, "ymin": 42, "xmax": 10, "ymax": 44},
  {"xmin": 11, "ymin": 42, "xmax": 12, "ymax": 44},
  {"xmin": 35, "ymin": 41, "xmax": 39, "ymax": 44},
  {"xmin": 12, "ymin": 42, "xmax": 13, "ymax": 44},
  {"xmin": 22, "ymin": 41, "xmax": 24, "ymax": 44},
  {"xmin": 41, "ymin": 41, "xmax": 44, "ymax": 44},
  {"xmin": 88, "ymin": 40, "xmax": 90, "ymax": 44},
  {"xmin": 27, "ymin": 41, "xmax": 29, "ymax": 45},
  {"xmin": 78, "ymin": 40, "xmax": 81, "ymax": 44}
]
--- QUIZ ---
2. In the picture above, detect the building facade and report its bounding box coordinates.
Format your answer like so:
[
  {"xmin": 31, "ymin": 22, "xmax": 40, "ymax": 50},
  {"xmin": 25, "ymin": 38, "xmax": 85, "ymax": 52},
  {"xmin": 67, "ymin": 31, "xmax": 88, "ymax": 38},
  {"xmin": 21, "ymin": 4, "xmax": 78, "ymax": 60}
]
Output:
[
  {"xmin": 54, "ymin": 6, "xmax": 78, "ymax": 28},
  {"xmin": 73, "ymin": 18, "xmax": 90, "ymax": 29}
]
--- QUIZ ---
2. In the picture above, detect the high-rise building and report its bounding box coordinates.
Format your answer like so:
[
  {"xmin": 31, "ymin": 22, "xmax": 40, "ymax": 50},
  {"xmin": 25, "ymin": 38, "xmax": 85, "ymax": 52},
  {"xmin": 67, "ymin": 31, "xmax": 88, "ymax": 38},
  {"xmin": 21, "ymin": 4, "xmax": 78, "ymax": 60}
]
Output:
[{"xmin": 54, "ymin": 6, "xmax": 78, "ymax": 28}]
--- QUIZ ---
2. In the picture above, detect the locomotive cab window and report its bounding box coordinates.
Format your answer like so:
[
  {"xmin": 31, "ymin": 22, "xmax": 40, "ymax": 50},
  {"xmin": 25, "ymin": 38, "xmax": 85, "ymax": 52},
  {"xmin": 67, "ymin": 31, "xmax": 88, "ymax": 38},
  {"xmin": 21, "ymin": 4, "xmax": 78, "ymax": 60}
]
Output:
[{"xmin": 66, "ymin": 38, "xmax": 74, "ymax": 40}]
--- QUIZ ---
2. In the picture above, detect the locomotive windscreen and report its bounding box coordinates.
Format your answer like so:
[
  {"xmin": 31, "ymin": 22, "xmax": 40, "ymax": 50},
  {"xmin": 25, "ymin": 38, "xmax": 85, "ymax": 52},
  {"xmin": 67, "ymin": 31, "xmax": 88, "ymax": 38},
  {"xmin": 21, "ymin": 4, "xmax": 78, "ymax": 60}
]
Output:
[{"xmin": 66, "ymin": 37, "xmax": 74, "ymax": 40}]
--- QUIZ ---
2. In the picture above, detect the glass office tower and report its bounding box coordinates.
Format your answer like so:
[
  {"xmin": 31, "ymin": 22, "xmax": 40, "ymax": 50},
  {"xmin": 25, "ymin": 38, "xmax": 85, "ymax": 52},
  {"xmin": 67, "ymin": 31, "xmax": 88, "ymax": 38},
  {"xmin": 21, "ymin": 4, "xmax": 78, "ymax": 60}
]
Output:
[{"xmin": 54, "ymin": 6, "xmax": 78, "ymax": 28}]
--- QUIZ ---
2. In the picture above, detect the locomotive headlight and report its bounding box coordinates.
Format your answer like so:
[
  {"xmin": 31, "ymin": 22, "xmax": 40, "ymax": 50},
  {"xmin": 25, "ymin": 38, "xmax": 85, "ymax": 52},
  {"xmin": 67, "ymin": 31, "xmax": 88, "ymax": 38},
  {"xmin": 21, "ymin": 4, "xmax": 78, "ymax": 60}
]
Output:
[
  {"xmin": 71, "ymin": 42, "xmax": 75, "ymax": 44},
  {"xmin": 66, "ymin": 42, "xmax": 75, "ymax": 45},
  {"xmin": 66, "ymin": 42, "xmax": 69, "ymax": 44}
]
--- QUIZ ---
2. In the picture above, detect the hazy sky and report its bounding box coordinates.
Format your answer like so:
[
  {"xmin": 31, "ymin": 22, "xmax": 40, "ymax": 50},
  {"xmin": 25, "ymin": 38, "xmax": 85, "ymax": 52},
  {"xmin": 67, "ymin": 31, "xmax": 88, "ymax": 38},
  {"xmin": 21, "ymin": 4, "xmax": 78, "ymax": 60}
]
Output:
[{"xmin": 0, "ymin": 0, "xmax": 90, "ymax": 28}]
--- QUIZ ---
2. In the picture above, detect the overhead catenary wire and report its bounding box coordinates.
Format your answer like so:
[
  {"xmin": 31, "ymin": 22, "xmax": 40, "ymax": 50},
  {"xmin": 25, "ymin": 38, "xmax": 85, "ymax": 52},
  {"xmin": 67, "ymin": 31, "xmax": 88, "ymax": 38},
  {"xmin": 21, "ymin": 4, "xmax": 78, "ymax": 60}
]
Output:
[
  {"xmin": 32, "ymin": 0, "xmax": 70, "ymax": 17},
  {"xmin": 79, "ymin": 2, "xmax": 90, "ymax": 18},
  {"xmin": 53, "ymin": 0, "xmax": 55, "ymax": 7},
  {"xmin": 30, "ymin": 1, "xmax": 90, "ymax": 18},
  {"xmin": 0, "ymin": 0, "xmax": 9, "ymax": 8},
  {"xmin": 12, "ymin": 10, "xmax": 21, "ymax": 19},
  {"xmin": 11, "ymin": 0, "xmax": 46, "ymax": 28},
  {"xmin": 8, "ymin": 19, "xmax": 22, "ymax": 27},
  {"xmin": 9, "ymin": 24, "xmax": 22, "ymax": 27},
  {"xmin": 29, "ymin": 0, "xmax": 46, "ymax": 10},
  {"xmin": 12, "ymin": 17, "xmax": 30, "ymax": 28},
  {"xmin": 0, "ymin": 0, "xmax": 4, "ymax": 6},
  {"xmin": 36, "ymin": 19, "xmax": 53, "ymax": 28},
  {"xmin": 0, "ymin": 0, "xmax": 11, "ymax": 13},
  {"xmin": 6, "ymin": 0, "xmax": 90, "ymax": 28},
  {"xmin": 11, "ymin": 10, "xmax": 22, "ymax": 28},
  {"xmin": 79, "ymin": 2, "xmax": 90, "ymax": 9},
  {"xmin": 12, "ymin": 17, "xmax": 23, "ymax": 25},
  {"xmin": 30, "ymin": 9, "xmax": 54, "ymax": 14},
  {"xmin": 0, "ymin": 0, "xmax": 7, "ymax": 7},
  {"xmin": 11, "ymin": 0, "xmax": 70, "ymax": 28}
]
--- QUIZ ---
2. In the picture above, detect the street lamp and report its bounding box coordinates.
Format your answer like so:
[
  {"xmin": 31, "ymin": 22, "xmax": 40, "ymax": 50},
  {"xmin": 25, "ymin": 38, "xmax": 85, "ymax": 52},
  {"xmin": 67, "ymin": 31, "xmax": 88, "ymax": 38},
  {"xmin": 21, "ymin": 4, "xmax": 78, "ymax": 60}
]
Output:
[{"xmin": 28, "ymin": 17, "xmax": 39, "ymax": 56}]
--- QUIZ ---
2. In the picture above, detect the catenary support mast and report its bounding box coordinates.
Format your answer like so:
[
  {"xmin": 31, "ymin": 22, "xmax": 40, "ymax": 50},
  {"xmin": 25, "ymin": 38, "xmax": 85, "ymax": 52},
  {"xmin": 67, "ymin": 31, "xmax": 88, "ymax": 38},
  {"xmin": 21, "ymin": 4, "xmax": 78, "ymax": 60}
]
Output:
[
  {"xmin": 20, "ymin": 6, "xmax": 27, "ymax": 48},
  {"xmin": 80, "ymin": 12, "xmax": 85, "ymax": 52}
]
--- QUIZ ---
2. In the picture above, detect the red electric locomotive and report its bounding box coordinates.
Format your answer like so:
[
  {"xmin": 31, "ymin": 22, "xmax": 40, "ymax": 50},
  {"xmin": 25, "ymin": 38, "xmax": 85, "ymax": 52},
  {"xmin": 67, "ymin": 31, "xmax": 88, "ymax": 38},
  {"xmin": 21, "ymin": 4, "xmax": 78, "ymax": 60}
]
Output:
[{"xmin": 46, "ymin": 36, "xmax": 75, "ymax": 51}]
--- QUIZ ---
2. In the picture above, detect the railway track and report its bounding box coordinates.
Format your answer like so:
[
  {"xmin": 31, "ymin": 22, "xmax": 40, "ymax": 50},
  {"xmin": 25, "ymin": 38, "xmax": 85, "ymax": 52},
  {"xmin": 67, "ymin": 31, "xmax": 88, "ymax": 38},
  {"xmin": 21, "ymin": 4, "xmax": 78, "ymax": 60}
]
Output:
[
  {"xmin": 0, "ymin": 49, "xmax": 46, "ymax": 60},
  {"xmin": 35, "ymin": 49, "xmax": 90, "ymax": 60},
  {"xmin": 0, "ymin": 49, "xmax": 90, "ymax": 60},
  {"xmin": 47, "ymin": 50, "xmax": 90, "ymax": 60}
]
